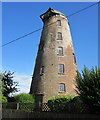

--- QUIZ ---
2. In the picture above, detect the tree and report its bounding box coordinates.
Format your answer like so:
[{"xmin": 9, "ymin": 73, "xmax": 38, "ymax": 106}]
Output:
[
  {"xmin": 0, "ymin": 77, "xmax": 7, "ymax": 102},
  {"xmin": 0, "ymin": 80, "xmax": 6, "ymax": 94},
  {"xmin": 0, "ymin": 71, "xmax": 19, "ymax": 98},
  {"xmin": 14, "ymin": 93, "xmax": 35, "ymax": 103},
  {"xmin": 1, "ymin": 96, "xmax": 7, "ymax": 103},
  {"xmin": 14, "ymin": 93, "xmax": 35, "ymax": 111},
  {"xmin": 75, "ymin": 66, "xmax": 100, "ymax": 113}
]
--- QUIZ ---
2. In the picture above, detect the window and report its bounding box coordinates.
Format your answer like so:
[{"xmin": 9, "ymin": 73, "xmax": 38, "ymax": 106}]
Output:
[
  {"xmin": 59, "ymin": 83, "xmax": 66, "ymax": 92},
  {"xmin": 56, "ymin": 20, "xmax": 61, "ymax": 26},
  {"xmin": 40, "ymin": 66, "xmax": 44, "ymax": 75},
  {"xmin": 57, "ymin": 32, "xmax": 62, "ymax": 40},
  {"xmin": 73, "ymin": 53, "xmax": 77, "ymax": 64},
  {"xmin": 58, "ymin": 64, "xmax": 64, "ymax": 74},
  {"xmin": 58, "ymin": 47, "xmax": 63, "ymax": 55}
]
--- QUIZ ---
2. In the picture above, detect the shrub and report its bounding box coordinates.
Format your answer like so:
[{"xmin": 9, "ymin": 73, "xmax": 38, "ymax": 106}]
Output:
[
  {"xmin": 14, "ymin": 93, "xmax": 35, "ymax": 111},
  {"xmin": 2, "ymin": 96, "xmax": 7, "ymax": 103},
  {"xmin": 48, "ymin": 95, "xmax": 75, "ymax": 112},
  {"xmin": 15, "ymin": 93, "xmax": 35, "ymax": 103},
  {"xmin": 71, "ymin": 96, "xmax": 90, "ymax": 113},
  {"xmin": 75, "ymin": 66, "xmax": 100, "ymax": 114},
  {"xmin": 1, "ymin": 96, "xmax": 7, "ymax": 109}
]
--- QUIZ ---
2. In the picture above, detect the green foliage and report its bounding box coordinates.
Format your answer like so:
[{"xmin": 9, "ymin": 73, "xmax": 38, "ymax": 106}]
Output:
[
  {"xmin": 71, "ymin": 96, "xmax": 90, "ymax": 113},
  {"xmin": 1, "ymin": 96, "xmax": 7, "ymax": 109},
  {"xmin": 0, "ymin": 79, "xmax": 7, "ymax": 103},
  {"xmin": 19, "ymin": 103, "xmax": 35, "ymax": 111},
  {"xmin": 2, "ymin": 96, "xmax": 7, "ymax": 103},
  {"xmin": 48, "ymin": 95, "xmax": 75, "ymax": 112},
  {"xmin": 0, "ymin": 80, "xmax": 6, "ymax": 96},
  {"xmin": 15, "ymin": 93, "xmax": 35, "ymax": 103},
  {"xmin": 0, "ymin": 78, "xmax": 7, "ymax": 103},
  {"xmin": 15, "ymin": 93, "xmax": 35, "ymax": 111},
  {"xmin": 0, "ymin": 71, "xmax": 19, "ymax": 98},
  {"xmin": 75, "ymin": 66, "xmax": 100, "ymax": 113},
  {"xmin": 0, "ymin": 95, "xmax": 7, "ymax": 103}
]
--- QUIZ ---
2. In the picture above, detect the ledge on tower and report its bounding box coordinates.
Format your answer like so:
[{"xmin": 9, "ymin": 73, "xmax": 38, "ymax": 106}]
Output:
[{"xmin": 40, "ymin": 8, "xmax": 66, "ymax": 23}]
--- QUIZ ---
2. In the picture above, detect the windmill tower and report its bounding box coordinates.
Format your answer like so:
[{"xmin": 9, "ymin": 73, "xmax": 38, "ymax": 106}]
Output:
[{"xmin": 30, "ymin": 8, "xmax": 77, "ymax": 103}]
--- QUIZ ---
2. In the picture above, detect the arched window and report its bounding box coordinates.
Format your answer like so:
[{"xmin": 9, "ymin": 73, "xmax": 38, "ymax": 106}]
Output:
[
  {"xmin": 59, "ymin": 83, "xmax": 66, "ymax": 92},
  {"xmin": 58, "ymin": 64, "xmax": 64, "ymax": 74},
  {"xmin": 57, "ymin": 32, "xmax": 62, "ymax": 40},
  {"xmin": 58, "ymin": 47, "xmax": 63, "ymax": 55},
  {"xmin": 56, "ymin": 20, "xmax": 61, "ymax": 26}
]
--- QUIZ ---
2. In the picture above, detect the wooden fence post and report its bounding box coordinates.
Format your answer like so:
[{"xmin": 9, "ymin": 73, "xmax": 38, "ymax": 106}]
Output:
[{"xmin": 17, "ymin": 103, "xmax": 19, "ymax": 110}]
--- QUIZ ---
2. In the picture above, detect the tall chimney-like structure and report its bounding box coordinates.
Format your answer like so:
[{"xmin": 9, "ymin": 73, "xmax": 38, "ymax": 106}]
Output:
[{"xmin": 30, "ymin": 8, "xmax": 77, "ymax": 103}]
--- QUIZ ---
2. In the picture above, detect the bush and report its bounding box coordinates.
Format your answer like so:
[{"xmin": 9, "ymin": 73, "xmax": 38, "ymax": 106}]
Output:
[
  {"xmin": 2, "ymin": 96, "xmax": 7, "ymax": 103},
  {"xmin": 75, "ymin": 66, "xmax": 100, "ymax": 114},
  {"xmin": 48, "ymin": 95, "xmax": 75, "ymax": 112},
  {"xmin": 15, "ymin": 93, "xmax": 35, "ymax": 103},
  {"xmin": 1, "ymin": 96, "xmax": 7, "ymax": 109},
  {"xmin": 14, "ymin": 93, "xmax": 35, "ymax": 111},
  {"xmin": 71, "ymin": 96, "xmax": 90, "ymax": 113}
]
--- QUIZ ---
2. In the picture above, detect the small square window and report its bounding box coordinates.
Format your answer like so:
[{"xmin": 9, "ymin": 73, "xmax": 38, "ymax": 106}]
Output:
[
  {"xmin": 58, "ymin": 64, "xmax": 64, "ymax": 74},
  {"xmin": 57, "ymin": 32, "xmax": 62, "ymax": 40},
  {"xmin": 59, "ymin": 83, "xmax": 66, "ymax": 92},
  {"xmin": 56, "ymin": 20, "xmax": 61, "ymax": 26}
]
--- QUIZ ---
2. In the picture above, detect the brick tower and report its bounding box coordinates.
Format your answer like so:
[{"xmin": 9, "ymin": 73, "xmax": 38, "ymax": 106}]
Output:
[{"xmin": 30, "ymin": 8, "xmax": 77, "ymax": 103}]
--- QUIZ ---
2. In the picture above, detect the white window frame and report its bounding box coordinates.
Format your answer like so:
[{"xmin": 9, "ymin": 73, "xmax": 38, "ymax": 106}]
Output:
[
  {"xmin": 40, "ymin": 66, "xmax": 44, "ymax": 75},
  {"xmin": 58, "ymin": 64, "xmax": 64, "ymax": 74},
  {"xmin": 59, "ymin": 83, "xmax": 66, "ymax": 92},
  {"xmin": 58, "ymin": 47, "xmax": 63, "ymax": 56}
]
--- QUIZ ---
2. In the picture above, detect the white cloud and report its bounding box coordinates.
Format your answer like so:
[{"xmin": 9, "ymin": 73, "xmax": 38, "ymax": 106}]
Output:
[{"xmin": 14, "ymin": 73, "xmax": 32, "ymax": 95}]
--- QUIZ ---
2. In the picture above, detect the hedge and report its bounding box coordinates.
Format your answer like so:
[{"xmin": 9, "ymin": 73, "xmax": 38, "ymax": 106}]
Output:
[{"xmin": 48, "ymin": 95, "xmax": 75, "ymax": 112}]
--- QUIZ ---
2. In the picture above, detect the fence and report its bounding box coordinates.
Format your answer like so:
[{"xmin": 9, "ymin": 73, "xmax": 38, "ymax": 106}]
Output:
[
  {"xmin": 1, "ymin": 103, "xmax": 100, "ymax": 119},
  {"xmin": 1, "ymin": 102, "xmax": 51, "ymax": 112},
  {"xmin": 2, "ymin": 109, "xmax": 100, "ymax": 119},
  {"xmin": 1, "ymin": 102, "xmax": 91, "ymax": 113}
]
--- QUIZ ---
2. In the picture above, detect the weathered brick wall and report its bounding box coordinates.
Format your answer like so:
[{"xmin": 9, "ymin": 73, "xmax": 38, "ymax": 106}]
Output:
[{"xmin": 30, "ymin": 13, "xmax": 77, "ymax": 102}]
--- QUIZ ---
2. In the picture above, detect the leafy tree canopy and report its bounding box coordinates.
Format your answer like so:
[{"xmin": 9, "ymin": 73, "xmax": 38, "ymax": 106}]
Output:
[
  {"xmin": 0, "ymin": 71, "xmax": 19, "ymax": 98},
  {"xmin": 14, "ymin": 93, "xmax": 35, "ymax": 103},
  {"xmin": 75, "ymin": 66, "xmax": 100, "ymax": 113}
]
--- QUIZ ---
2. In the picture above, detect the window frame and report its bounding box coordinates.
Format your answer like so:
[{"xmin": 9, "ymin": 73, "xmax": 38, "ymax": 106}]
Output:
[
  {"xmin": 58, "ymin": 64, "xmax": 64, "ymax": 74},
  {"xmin": 40, "ymin": 66, "xmax": 44, "ymax": 75},
  {"xmin": 56, "ymin": 20, "xmax": 61, "ymax": 26},
  {"xmin": 59, "ymin": 83, "xmax": 66, "ymax": 92},
  {"xmin": 57, "ymin": 32, "xmax": 62, "ymax": 40},
  {"xmin": 58, "ymin": 47, "xmax": 63, "ymax": 56},
  {"xmin": 73, "ymin": 53, "xmax": 77, "ymax": 64}
]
